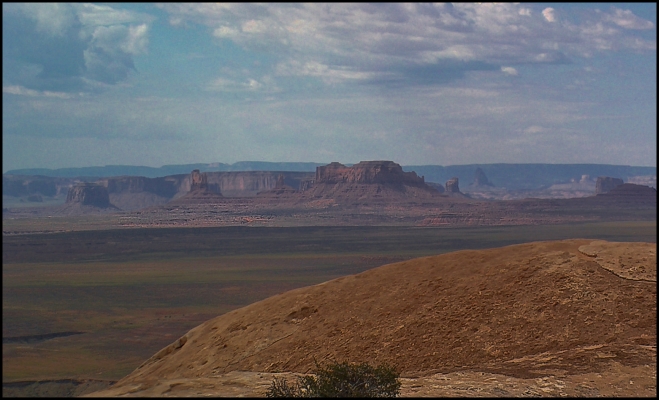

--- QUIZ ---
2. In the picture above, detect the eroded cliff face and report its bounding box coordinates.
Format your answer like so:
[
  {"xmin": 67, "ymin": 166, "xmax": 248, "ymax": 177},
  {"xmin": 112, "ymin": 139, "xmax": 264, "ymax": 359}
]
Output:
[
  {"xmin": 297, "ymin": 161, "xmax": 440, "ymax": 202},
  {"xmin": 3, "ymin": 175, "xmax": 82, "ymax": 198},
  {"xmin": 96, "ymin": 176, "xmax": 183, "ymax": 211},
  {"xmin": 65, "ymin": 183, "xmax": 111, "ymax": 207},
  {"xmin": 315, "ymin": 161, "xmax": 427, "ymax": 186},
  {"xmin": 445, "ymin": 177, "xmax": 460, "ymax": 193},
  {"xmin": 203, "ymin": 172, "xmax": 313, "ymax": 197},
  {"xmin": 190, "ymin": 170, "xmax": 208, "ymax": 192},
  {"xmin": 102, "ymin": 176, "xmax": 180, "ymax": 197},
  {"xmin": 472, "ymin": 168, "xmax": 494, "ymax": 187},
  {"xmin": 595, "ymin": 177, "xmax": 624, "ymax": 194}
]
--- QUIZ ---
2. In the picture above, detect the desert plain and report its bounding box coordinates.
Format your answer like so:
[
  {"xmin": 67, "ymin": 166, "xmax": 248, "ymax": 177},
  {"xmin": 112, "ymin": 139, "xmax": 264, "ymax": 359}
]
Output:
[{"xmin": 2, "ymin": 162, "xmax": 657, "ymax": 397}]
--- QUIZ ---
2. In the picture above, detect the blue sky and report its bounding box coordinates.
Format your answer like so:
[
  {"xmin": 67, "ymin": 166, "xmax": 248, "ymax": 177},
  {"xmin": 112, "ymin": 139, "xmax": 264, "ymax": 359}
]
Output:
[{"xmin": 2, "ymin": 3, "xmax": 656, "ymax": 172}]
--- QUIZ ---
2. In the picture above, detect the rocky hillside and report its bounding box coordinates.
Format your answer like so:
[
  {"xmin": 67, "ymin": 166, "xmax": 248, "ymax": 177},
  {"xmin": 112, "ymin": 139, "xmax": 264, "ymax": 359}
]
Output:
[{"xmin": 87, "ymin": 239, "xmax": 656, "ymax": 397}]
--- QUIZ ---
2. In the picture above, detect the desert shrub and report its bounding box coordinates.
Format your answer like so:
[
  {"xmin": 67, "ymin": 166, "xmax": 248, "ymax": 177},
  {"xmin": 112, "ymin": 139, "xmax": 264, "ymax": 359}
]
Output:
[{"xmin": 265, "ymin": 359, "xmax": 401, "ymax": 398}]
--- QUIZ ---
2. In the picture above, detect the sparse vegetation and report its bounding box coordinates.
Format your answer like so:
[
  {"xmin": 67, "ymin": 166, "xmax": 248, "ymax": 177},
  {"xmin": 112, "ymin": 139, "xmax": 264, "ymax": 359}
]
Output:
[{"xmin": 266, "ymin": 360, "xmax": 401, "ymax": 398}]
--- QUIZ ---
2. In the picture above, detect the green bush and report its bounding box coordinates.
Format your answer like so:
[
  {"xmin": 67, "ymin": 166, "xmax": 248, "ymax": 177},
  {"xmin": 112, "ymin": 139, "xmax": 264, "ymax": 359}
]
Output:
[{"xmin": 265, "ymin": 360, "xmax": 401, "ymax": 398}]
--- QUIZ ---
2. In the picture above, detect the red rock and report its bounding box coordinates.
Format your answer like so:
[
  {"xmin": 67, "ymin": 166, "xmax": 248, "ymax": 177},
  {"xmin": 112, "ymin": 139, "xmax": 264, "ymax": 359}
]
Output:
[{"xmin": 65, "ymin": 183, "xmax": 111, "ymax": 207}]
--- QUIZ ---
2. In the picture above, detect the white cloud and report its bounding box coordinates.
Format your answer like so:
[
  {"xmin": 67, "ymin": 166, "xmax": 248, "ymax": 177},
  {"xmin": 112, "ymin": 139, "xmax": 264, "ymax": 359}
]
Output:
[
  {"xmin": 542, "ymin": 7, "xmax": 556, "ymax": 23},
  {"xmin": 206, "ymin": 76, "xmax": 279, "ymax": 93},
  {"xmin": 75, "ymin": 3, "xmax": 153, "ymax": 27},
  {"xmin": 12, "ymin": 3, "xmax": 77, "ymax": 37},
  {"xmin": 159, "ymin": 3, "xmax": 656, "ymax": 85},
  {"xmin": 523, "ymin": 125, "xmax": 546, "ymax": 134},
  {"xmin": 3, "ymin": 3, "xmax": 153, "ymax": 91},
  {"xmin": 3, "ymin": 85, "xmax": 75, "ymax": 99},
  {"xmin": 501, "ymin": 66, "xmax": 518, "ymax": 76},
  {"xmin": 123, "ymin": 24, "xmax": 149, "ymax": 55},
  {"xmin": 276, "ymin": 61, "xmax": 377, "ymax": 84},
  {"xmin": 606, "ymin": 8, "xmax": 655, "ymax": 30},
  {"xmin": 213, "ymin": 26, "xmax": 238, "ymax": 38}
]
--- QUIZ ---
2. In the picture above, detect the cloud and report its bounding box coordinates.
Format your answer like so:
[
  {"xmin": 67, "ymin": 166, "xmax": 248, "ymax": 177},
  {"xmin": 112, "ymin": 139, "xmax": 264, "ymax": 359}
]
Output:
[
  {"xmin": 542, "ymin": 7, "xmax": 556, "ymax": 23},
  {"xmin": 501, "ymin": 66, "xmax": 518, "ymax": 76},
  {"xmin": 276, "ymin": 61, "xmax": 379, "ymax": 84},
  {"xmin": 2, "ymin": 3, "xmax": 153, "ymax": 92},
  {"xmin": 3, "ymin": 85, "xmax": 75, "ymax": 99},
  {"xmin": 523, "ymin": 125, "xmax": 546, "ymax": 134},
  {"xmin": 605, "ymin": 8, "xmax": 655, "ymax": 30},
  {"xmin": 158, "ymin": 3, "xmax": 656, "ymax": 86},
  {"xmin": 206, "ymin": 76, "xmax": 280, "ymax": 93}
]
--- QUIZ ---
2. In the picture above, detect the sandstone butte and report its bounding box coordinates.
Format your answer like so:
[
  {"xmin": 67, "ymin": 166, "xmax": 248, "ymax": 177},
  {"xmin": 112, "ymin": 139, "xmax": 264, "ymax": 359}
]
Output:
[
  {"xmin": 266, "ymin": 160, "xmax": 443, "ymax": 201},
  {"xmin": 85, "ymin": 239, "xmax": 657, "ymax": 397}
]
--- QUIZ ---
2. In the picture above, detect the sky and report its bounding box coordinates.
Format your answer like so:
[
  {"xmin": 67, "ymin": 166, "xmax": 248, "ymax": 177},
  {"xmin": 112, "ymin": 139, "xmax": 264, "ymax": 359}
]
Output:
[{"xmin": 2, "ymin": 3, "xmax": 657, "ymax": 173}]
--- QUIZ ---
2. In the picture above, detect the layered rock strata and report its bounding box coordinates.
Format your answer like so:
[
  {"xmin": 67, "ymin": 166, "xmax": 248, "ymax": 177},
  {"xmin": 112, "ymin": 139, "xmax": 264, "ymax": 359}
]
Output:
[
  {"xmin": 190, "ymin": 170, "xmax": 208, "ymax": 192},
  {"xmin": 315, "ymin": 161, "xmax": 427, "ymax": 186},
  {"xmin": 595, "ymin": 177, "xmax": 624, "ymax": 194},
  {"xmin": 596, "ymin": 183, "xmax": 657, "ymax": 202},
  {"xmin": 169, "ymin": 170, "xmax": 224, "ymax": 204},
  {"xmin": 300, "ymin": 161, "xmax": 440, "ymax": 201},
  {"xmin": 65, "ymin": 183, "xmax": 111, "ymax": 207},
  {"xmin": 445, "ymin": 177, "xmax": 460, "ymax": 193}
]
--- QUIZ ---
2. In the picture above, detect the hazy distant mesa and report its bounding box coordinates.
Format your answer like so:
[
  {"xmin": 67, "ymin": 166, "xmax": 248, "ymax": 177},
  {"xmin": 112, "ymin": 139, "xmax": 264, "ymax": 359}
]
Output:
[{"xmin": 3, "ymin": 161, "xmax": 656, "ymax": 210}]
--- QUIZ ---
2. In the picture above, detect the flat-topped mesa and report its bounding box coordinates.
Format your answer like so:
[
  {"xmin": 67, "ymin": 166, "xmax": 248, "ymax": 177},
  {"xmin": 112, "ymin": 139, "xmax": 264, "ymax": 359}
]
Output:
[
  {"xmin": 315, "ymin": 161, "xmax": 426, "ymax": 186},
  {"xmin": 598, "ymin": 183, "xmax": 657, "ymax": 198},
  {"xmin": 595, "ymin": 176, "xmax": 623, "ymax": 195},
  {"xmin": 65, "ymin": 183, "xmax": 111, "ymax": 207}
]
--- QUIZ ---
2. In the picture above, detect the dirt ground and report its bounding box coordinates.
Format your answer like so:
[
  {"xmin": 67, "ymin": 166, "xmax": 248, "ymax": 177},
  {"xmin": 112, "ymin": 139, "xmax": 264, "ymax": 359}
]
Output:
[{"xmin": 85, "ymin": 239, "xmax": 656, "ymax": 397}]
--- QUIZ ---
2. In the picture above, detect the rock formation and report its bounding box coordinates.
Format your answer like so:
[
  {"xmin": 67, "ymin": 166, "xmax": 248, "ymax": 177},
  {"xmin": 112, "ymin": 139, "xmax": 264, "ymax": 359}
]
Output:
[
  {"xmin": 275, "ymin": 174, "xmax": 286, "ymax": 189},
  {"xmin": 300, "ymin": 161, "xmax": 440, "ymax": 202},
  {"xmin": 315, "ymin": 161, "xmax": 427, "ymax": 186},
  {"xmin": 595, "ymin": 177, "xmax": 624, "ymax": 194},
  {"xmin": 299, "ymin": 179, "xmax": 314, "ymax": 192},
  {"xmin": 426, "ymin": 182, "xmax": 445, "ymax": 193},
  {"xmin": 597, "ymin": 183, "xmax": 657, "ymax": 200},
  {"xmin": 27, "ymin": 194, "xmax": 43, "ymax": 202},
  {"xmin": 445, "ymin": 177, "xmax": 460, "ymax": 193},
  {"xmin": 472, "ymin": 168, "xmax": 494, "ymax": 187},
  {"xmin": 88, "ymin": 240, "xmax": 656, "ymax": 398},
  {"xmin": 256, "ymin": 174, "xmax": 298, "ymax": 197},
  {"xmin": 169, "ymin": 170, "xmax": 224, "ymax": 204},
  {"xmin": 103, "ymin": 176, "xmax": 179, "ymax": 198},
  {"xmin": 202, "ymin": 171, "xmax": 313, "ymax": 197},
  {"xmin": 190, "ymin": 170, "xmax": 208, "ymax": 192},
  {"xmin": 65, "ymin": 183, "xmax": 112, "ymax": 207}
]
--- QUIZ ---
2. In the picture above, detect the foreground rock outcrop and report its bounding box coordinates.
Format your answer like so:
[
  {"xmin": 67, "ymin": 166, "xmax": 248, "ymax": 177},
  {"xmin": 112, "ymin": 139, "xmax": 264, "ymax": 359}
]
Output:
[{"xmin": 88, "ymin": 239, "xmax": 656, "ymax": 397}]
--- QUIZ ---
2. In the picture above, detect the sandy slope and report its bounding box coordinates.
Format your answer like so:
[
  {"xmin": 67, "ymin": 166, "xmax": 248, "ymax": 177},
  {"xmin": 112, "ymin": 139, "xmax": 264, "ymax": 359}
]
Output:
[{"xmin": 86, "ymin": 239, "xmax": 656, "ymax": 397}]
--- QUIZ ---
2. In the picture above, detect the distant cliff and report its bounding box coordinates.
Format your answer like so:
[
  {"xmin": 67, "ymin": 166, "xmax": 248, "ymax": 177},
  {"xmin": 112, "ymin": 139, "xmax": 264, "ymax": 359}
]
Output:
[
  {"xmin": 315, "ymin": 161, "xmax": 428, "ymax": 186},
  {"xmin": 65, "ymin": 183, "xmax": 112, "ymax": 208},
  {"xmin": 300, "ymin": 161, "xmax": 440, "ymax": 201},
  {"xmin": 595, "ymin": 177, "xmax": 624, "ymax": 195},
  {"xmin": 6, "ymin": 163, "xmax": 655, "ymax": 190}
]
